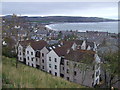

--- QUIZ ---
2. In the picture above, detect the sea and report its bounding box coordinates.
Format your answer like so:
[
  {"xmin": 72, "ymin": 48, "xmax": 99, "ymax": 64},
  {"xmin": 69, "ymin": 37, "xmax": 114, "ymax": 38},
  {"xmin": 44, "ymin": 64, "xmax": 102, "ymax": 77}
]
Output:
[{"xmin": 45, "ymin": 21, "xmax": 119, "ymax": 33}]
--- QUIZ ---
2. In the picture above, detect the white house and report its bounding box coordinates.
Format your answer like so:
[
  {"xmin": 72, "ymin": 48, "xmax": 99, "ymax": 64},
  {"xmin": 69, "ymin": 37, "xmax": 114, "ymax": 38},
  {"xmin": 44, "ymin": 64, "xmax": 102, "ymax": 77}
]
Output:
[
  {"xmin": 17, "ymin": 40, "xmax": 48, "ymax": 68},
  {"xmin": 47, "ymin": 49, "xmax": 61, "ymax": 76},
  {"xmin": 18, "ymin": 44, "xmax": 24, "ymax": 62},
  {"xmin": 40, "ymin": 47, "xmax": 49, "ymax": 71},
  {"xmin": 25, "ymin": 45, "xmax": 36, "ymax": 67}
]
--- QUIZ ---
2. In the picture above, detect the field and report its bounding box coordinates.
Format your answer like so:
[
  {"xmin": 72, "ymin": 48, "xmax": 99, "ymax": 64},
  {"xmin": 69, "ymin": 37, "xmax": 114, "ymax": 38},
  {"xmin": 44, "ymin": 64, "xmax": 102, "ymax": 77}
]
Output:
[{"xmin": 2, "ymin": 56, "xmax": 84, "ymax": 88}]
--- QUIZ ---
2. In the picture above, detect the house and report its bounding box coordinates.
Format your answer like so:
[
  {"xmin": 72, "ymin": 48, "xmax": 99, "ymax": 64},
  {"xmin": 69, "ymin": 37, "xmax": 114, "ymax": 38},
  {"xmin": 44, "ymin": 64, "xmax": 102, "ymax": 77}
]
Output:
[
  {"xmin": 18, "ymin": 40, "xmax": 34, "ymax": 63},
  {"xmin": 60, "ymin": 40, "xmax": 77, "ymax": 50},
  {"xmin": 18, "ymin": 40, "xmax": 48, "ymax": 68},
  {"xmin": 25, "ymin": 40, "xmax": 48, "ymax": 68},
  {"xmin": 17, "ymin": 39, "xmax": 100, "ymax": 87},
  {"xmin": 60, "ymin": 40, "xmax": 97, "ymax": 52},
  {"xmin": 46, "ymin": 42, "xmax": 76, "ymax": 77},
  {"xmin": 62, "ymin": 50, "xmax": 101, "ymax": 87},
  {"xmin": 40, "ymin": 47, "xmax": 49, "ymax": 71}
]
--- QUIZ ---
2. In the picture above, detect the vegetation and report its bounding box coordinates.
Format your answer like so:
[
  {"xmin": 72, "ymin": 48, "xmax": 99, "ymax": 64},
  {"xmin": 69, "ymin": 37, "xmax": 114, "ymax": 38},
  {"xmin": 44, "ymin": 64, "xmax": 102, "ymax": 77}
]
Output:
[
  {"xmin": 2, "ymin": 37, "xmax": 16, "ymax": 58},
  {"xmin": 101, "ymin": 51, "xmax": 120, "ymax": 88},
  {"xmin": 2, "ymin": 56, "xmax": 84, "ymax": 88}
]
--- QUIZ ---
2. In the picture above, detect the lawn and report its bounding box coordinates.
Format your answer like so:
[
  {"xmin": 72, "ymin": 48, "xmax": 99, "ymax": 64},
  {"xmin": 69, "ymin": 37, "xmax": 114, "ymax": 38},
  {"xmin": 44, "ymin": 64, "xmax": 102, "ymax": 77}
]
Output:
[{"xmin": 2, "ymin": 56, "xmax": 84, "ymax": 88}]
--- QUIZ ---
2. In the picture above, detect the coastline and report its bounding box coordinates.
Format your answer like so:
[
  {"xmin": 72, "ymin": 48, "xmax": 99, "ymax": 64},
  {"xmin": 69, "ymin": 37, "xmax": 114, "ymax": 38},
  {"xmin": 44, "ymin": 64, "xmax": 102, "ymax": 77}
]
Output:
[{"xmin": 45, "ymin": 21, "xmax": 118, "ymax": 34}]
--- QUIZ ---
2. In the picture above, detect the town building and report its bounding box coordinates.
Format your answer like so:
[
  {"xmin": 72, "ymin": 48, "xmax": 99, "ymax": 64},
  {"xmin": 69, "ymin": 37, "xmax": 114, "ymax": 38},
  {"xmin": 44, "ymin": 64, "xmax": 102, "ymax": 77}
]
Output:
[{"xmin": 17, "ymin": 39, "xmax": 100, "ymax": 87}]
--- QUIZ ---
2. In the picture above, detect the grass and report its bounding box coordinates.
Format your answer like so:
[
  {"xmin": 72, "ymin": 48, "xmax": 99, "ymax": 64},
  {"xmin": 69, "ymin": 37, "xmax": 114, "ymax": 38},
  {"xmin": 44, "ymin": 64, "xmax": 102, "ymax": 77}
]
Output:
[{"xmin": 2, "ymin": 56, "xmax": 85, "ymax": 88}]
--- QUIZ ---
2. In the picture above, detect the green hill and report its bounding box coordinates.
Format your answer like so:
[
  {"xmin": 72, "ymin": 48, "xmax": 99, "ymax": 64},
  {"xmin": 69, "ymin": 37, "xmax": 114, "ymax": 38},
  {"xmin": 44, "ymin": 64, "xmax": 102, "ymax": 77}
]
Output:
[{"xmin": 2, "ymin": 56, "xmax": 84, "ymax": 88}]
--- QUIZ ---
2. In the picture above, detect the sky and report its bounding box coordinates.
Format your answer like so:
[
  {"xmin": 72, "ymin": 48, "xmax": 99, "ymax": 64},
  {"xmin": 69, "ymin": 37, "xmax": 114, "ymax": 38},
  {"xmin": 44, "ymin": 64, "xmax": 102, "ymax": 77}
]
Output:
[{"xmin": 1, "ymin": 2, "xmax": 118, "ymax": 19}]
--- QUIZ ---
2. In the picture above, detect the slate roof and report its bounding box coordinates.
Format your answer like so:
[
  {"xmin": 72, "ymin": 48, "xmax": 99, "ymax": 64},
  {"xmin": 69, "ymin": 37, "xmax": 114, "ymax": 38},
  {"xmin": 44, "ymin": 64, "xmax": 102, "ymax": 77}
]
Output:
[
  {"xmin": 54, "ymin": 44, "xmax": 73, "ymax": 56},
  {"xmin": 86, "ymin": 41, "xmax": 94, "ymax": 49},
  {"xmin": 19, "ymin": 40, "xmax": 34, "ymax": 48},
  {"xmin": 65, "ymin": 49, "xmax": 95, "ymax": 63},
  {"xmin": 19, "ymin": 40, "xmax": 48, "ymax": 50}
]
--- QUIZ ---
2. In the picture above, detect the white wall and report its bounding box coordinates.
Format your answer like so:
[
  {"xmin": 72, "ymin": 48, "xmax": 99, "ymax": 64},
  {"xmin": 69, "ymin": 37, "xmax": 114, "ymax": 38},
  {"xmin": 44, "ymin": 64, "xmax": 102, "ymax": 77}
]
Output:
[
  {"xmin": 87, "ymin": 46, "xmax": 91, "ymax": 50},
  {"xmin": 47, "ymin": 50, "xmax": 61, "ymax": 77},
  {"xmin": 71, "ymin": 43, "xmax": 77, "ymax": 50},
  {"xmin": 40, "ymin": 47, "xmax": 49, "ymax": 71},
  {"xmin": 81, "ymin": 40, "xmax": 86, "ymax": 50},
  {"xmin": 93, "ymin": 54, "xmax": 101, "ymax": 85},
  {"xmin": 18, "ymin": 44, "xmax": 24, "ymax": 62},
  {"xmin": 25, "ymin": 45, "xmax": 36, "ymax": 68}
]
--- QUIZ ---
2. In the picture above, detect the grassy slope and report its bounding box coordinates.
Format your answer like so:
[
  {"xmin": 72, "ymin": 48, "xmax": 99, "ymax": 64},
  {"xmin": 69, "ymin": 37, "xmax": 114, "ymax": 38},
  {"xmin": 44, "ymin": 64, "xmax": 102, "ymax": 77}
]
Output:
[{"xmin": 2, "ymin": 56, "xmax": 84, "ymax": 88}]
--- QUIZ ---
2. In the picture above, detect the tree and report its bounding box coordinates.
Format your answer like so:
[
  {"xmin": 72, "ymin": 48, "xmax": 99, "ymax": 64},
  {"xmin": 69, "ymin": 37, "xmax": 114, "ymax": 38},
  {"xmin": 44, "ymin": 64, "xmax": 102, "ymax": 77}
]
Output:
[
  {"xmin": 101, "ymin": 51, "xmax": 120, "ymax": 88},
  {"xmin": 3, "ymin": 14, "xmax": 22, "ymax": 68}
]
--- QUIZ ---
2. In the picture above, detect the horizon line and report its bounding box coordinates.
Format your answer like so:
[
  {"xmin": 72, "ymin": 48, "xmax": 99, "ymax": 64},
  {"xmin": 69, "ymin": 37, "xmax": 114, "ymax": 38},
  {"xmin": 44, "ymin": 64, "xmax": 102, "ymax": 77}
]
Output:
[{"xmin": 0, "ymin": 14, "xmax": 118, "ymax": 20}]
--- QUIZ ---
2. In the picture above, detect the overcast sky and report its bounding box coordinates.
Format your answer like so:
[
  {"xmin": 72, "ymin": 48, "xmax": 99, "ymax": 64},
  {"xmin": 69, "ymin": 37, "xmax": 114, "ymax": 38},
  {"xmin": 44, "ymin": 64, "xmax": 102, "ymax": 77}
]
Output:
[{"xmin": 2, "ymin": 2, "xmax": 118, "ymax": 19}]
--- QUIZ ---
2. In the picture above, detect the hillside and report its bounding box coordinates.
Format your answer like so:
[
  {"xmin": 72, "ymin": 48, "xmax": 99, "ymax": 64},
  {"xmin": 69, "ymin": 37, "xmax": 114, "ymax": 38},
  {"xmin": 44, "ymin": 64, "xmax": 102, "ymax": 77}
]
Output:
[
  {"xmin": 3, "ymin": 15, "xmax": 116, "ymax": 24},
  {"xmin": 2, "ymin": 56, "xmax": 84, "ymax": 88}
]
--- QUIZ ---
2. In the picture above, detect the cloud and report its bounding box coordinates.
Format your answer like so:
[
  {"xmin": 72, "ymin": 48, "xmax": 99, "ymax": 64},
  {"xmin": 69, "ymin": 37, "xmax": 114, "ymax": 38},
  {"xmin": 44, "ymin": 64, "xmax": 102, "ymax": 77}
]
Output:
[{"xmin": 2, "ymin": 2, "xmax": 118, "ymax": 19}]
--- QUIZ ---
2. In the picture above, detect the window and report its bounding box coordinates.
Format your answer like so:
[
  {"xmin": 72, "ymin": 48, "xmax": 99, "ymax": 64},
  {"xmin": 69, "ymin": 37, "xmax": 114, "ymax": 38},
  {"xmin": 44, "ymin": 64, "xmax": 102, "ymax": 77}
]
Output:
[
  {"xmin": 19, "ymin": 52, "xmax": 21, "ymax": 55},
  {"xmin": 55, "ymin": 65, "xmax": 57, "ymax": 69},
  {"xmin": 49, "ymin": 64, "xmax": 51, "ymax": 68},
  {"xmin": 92, "ymin": 66, "xmax": 94, "ymax": 70},
  {"xmin": 96, "ymin": 79, "xmax": 98, "ymax": 84},
  {"xmin": 36, "ymin": 58, "xmax": 38, "ymax": 62},
  {"xmin": 42, "ymin": 53, "xmax": 44, "ymax": 57},
  {"xmin": 32, "ymin": 64, "xmax": 34, "ymax": 67},
  {"xmin": 20, "ymin": 57, "xmax": 22, "ymax": 60},
  {"xmin": 92, "ymin": 74, "xmax": 94, "ymax": 78},
  {"xmin": 27, "ymin": 57, "xmax": 29, "ymax": 60},
  {"xmin": 74, "ymin": 71, "xmax": 77, "ymax": 76},
  {"xmin": 66, "ymin": 61, "xmax": 69, "ymax": 65},
  {"xmin": 49, "ymin": 57, "xmax": 51, "ymax": 61},
  {"xmin": 63, "ymin": 67, "xmax": 64, "ymax": 70},
  {"xmin": 96, "ymin": 71, "xmax": 99, "ymax": 77},
  {"xmin": 92, "ymin": 82, "xmax": 94, "ymax": 86},
  {"xmin": 55, "ymin": 72, "xmax": 57, "ymax": 76},
  {"xmin": 19, "ymin": 47, "xmax": 21, "ymax": 50},
  {"xmin": 67, "ymin": 69, "xmax": 69, "ymax": 73},
  {"xmin": 31, "ymin": 58, "xmax": 34, "ymax": 61},
  {"xmin": 49, "ymin": 70, "xmax": 51, "ymax": 74},
  {"xmin": 55, "ymin": 58, "xmax": 57, "ymax": 62},
  {"xmin": 31, "ymin": 52, "xmax": 33, "ymax": 55},
  {"xmin": 42, "ymin": 66, "xmax": 44, "ymax": 69},
  {"xmin": 27, "ymin": 51, "xmax": 29, "ymax": 54},
  {"xmin": 67, "ymin": 77, "xmax": 69, "ymax": 81},
  {"xmin": 42, "ymin": 59, "xmax": 44, "ymax": 63}
]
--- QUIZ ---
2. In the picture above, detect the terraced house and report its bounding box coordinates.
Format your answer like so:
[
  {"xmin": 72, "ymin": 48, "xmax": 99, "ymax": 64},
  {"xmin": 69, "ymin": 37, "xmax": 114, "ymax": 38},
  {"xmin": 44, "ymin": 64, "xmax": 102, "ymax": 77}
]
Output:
[
  {"xmin": 18, "ymin": 40, "xmax": 48, "ymax": 68},
  {"xmin": 63, "ymin": 50, "xmax": 100, "ymax": 87},
  {"xmin": 17, "ymin": 39, "xmax": 101, "ymax": 87}
]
